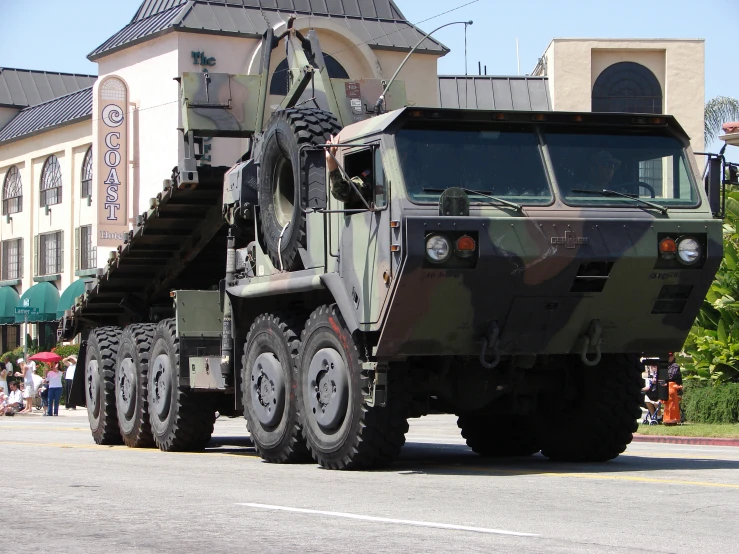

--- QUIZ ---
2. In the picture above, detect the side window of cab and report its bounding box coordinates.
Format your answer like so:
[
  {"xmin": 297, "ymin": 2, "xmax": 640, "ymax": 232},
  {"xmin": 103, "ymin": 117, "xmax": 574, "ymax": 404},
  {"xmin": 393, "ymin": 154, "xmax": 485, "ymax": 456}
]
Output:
[{"xmin": 342, "ymin": 146, "xmax": 386, "ymax": 209}]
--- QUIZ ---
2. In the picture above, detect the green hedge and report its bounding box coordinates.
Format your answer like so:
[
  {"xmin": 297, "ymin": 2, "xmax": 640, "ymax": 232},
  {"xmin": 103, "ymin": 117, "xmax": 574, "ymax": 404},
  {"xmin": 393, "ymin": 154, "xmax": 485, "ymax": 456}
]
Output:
[
  {"xmin": 52, "ymin": 344, "xmax": 80, "ymax": 358},
  {"xmin": 682, "ymin": 381, "xmax": 739, "ymax": 424}
]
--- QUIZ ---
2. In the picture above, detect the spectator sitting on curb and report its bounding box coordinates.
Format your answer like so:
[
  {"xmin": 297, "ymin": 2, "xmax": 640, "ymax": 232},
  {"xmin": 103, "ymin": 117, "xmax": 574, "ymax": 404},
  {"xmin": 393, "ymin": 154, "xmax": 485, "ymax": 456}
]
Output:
[
  {"xmin": 4, "ymin": 381, "xmax": 23, "ymax": 415},
  {"xmin": 0, "ymin": 386, "xmax": 7, "ymax": 410}
]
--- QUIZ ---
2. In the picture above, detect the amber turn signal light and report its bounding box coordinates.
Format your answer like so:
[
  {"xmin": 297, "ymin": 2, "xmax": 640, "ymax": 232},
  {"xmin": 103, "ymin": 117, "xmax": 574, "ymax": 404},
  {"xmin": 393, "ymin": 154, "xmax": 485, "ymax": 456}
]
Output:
[
  {"xmin": 455, "ymin": 235, "xmax": 476, "ymax": 258},
  {"xmin": 659, "ymin": 237, "xmax": 677, "ymax": 259}
]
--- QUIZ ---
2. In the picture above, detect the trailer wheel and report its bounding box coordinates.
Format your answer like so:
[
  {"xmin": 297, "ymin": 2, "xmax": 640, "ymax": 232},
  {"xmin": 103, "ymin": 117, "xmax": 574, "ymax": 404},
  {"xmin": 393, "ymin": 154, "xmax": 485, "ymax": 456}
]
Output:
[
  {"xmin": 85, "ymin": 326, "xmax": 123, "ymax": 445},
  {"xmin": 242, "ymin": 313, "xmax": 309, "ymax": 463},
  {"xmin": 297, "ymin": 305, "xmax": 410, "ymax": 470},
  {"xmin": 258, "ymin": 108, "xmax": 340, "ymax": 271},
  {"xmin": 457, "ymin": 414, "xmax": 539, "ymax": 457},
  {"xmin": 148, "ymin": 319, "xmax": 216, "ymax": 451},
  {"xmin": 115, "ymin": 324, "xmax": 156, "ymax": 448},
  {"xmin": 537, "ymin": 354, "xmax": 643, "ymax": 462}
]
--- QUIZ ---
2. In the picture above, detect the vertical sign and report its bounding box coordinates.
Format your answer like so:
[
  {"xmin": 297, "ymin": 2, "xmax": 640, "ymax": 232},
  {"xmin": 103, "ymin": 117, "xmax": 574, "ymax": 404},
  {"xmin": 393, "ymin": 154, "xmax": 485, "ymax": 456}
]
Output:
[{"xmin": 97, "ymin": 76, "xmax": 129, "ymax": 246}]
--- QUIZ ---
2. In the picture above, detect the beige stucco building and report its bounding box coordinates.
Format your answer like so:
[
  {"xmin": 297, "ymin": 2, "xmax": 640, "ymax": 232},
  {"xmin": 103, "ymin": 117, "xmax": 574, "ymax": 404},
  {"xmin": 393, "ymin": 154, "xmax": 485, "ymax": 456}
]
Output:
[
  {"xmin": 532, "ymin": 38, "xmax": 706, "ymax": 152},
  {"xmin": 0, "ymin": 1, "xmax": 708, "ymax": 353}
]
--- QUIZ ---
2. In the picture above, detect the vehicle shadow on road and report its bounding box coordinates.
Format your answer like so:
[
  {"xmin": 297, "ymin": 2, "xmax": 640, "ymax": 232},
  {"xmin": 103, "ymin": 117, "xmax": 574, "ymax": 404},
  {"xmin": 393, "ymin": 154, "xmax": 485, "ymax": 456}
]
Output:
[
  {"xmin": 205, "ymin": 436, "xmax": 258, "ymax": 457},
  {"xmin": 391, "ymin": 440, "xmax": 739, "ymax": 476}
]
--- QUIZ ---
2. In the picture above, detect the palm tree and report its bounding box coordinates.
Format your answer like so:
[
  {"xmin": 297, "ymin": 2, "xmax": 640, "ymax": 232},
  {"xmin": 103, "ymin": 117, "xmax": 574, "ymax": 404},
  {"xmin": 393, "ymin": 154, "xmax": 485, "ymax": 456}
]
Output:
[{"xmin": 705, "ymin": 96, "xmax": 739, "ymax": 145}]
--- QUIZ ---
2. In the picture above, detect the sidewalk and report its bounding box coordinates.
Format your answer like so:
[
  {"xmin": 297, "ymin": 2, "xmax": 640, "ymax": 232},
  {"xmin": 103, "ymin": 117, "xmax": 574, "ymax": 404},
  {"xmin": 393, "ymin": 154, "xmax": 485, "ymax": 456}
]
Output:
[
  {"xmin": 8, "ymin": 406, "xmax": 88, "ymax": 418},
  {"xmin": 632, "ymin": 434, "xmax": 739, "ymax": 447}
]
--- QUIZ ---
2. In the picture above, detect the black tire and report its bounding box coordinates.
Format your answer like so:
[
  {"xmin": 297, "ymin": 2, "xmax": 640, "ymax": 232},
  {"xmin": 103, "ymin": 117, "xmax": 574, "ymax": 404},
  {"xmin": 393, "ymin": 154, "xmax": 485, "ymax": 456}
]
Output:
[
  {"xmin": 258, "ymin": 108, "xmax": 341, "ymax": 271},
  {"xmin": 242, "ymin": 313, "xmax": 309, "ymax": 463},
  {"xmin": 457, "ymin": 414, "xmax": 539, "ymax": 457},
  {"xmin": 115, "ymin": 324, "xmax": 156, "ymax": 448},
  {"xmin": 537, "ymin": 354, "xmax": 643, "ymax": 462},
  {"xmin": 297, "ymin": 305, "xmax": 410, "ymax": 470},
  {"xmin": 85, "ymin": 326, "xmax": 123, "ymax": 445},
  {"xmin": 148, "ymin": 319, "xmax": 216, "ymax": 451}
]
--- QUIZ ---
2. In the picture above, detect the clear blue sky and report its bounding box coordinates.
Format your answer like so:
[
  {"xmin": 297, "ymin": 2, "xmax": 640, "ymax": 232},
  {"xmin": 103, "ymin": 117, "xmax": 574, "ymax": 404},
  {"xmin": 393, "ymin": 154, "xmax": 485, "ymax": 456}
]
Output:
[{"xmin": 1, "ymin": 0, "xmax": 738, "ymax": 150}]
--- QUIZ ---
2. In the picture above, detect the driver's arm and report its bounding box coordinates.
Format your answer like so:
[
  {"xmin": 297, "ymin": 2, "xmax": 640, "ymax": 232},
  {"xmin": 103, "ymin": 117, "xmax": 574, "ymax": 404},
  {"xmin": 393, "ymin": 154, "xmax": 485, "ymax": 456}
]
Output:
[
  {"xmin": 329, "ymin": 170, "xmax": 365, "ymax": 203},
  {"xmin": 326, "ymin": 135, "xmax": 366, "ymax": 203}
]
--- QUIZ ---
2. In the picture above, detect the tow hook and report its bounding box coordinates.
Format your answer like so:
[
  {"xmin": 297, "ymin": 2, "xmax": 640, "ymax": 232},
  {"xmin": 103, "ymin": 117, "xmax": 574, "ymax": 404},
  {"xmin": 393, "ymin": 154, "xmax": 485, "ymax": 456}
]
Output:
[
  {"xmin": 480, "ymin": 321, "xmax": 501, "ymax": 369},
  {"xmin": 580, "ymin": 319, "xmax": 602, "ymax": 367}
]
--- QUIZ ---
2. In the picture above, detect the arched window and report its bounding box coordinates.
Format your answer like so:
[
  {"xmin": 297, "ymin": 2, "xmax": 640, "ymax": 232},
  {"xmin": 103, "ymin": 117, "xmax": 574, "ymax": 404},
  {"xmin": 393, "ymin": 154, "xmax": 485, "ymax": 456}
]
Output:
[
  {"xmin": 40, "ymin": 155, "xmax": 62, "ymax": 207},
  {"xmin": 2, "ymin": 166, "xmax": 22, "ymax": 215},
  {"xmin": 269, "ymin": 54, "xmax": 350, "ymax": 96},
  {"xmin": 592, "ymin": 62, "xmax": 663, "ymax": 114},
  {"xmin": 81, "ymin": 147, "xmax": 93, "ymax": 198}
]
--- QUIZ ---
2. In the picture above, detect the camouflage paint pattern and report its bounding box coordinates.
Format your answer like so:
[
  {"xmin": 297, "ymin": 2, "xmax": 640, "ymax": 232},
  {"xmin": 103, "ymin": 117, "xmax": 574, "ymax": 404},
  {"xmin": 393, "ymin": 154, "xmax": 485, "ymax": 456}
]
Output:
[{"xmin": 305, "ymin": 107, "xmax": 720, "ymax": 359}]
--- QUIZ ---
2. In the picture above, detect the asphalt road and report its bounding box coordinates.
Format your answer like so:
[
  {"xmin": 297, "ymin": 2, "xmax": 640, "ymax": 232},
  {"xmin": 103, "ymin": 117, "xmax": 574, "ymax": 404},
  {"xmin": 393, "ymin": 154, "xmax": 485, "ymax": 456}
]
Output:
[{"xmin": 2, "ymin": 411, "xmax": 738, "ymax": 553}]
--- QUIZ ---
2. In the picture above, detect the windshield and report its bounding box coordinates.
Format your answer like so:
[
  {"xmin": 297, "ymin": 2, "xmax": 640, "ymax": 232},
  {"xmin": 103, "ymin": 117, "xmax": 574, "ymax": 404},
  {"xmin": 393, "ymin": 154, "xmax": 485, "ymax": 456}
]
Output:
[
  {"xmin": 396, "ymin": 124, "xmax": 552, "ymax": 205},
  {"xmin": 546, "ymin": 130, "xmax": 698, "ymax": 207}
]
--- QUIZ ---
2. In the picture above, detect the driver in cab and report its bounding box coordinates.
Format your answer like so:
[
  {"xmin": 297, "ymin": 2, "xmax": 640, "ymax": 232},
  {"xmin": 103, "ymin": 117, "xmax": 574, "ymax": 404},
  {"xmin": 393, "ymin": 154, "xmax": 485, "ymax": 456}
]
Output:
[
  {"xmin": 578, "ymin": 151, "xmax": 621, "ymax": 192},
  {"xmin": 325, "ymin": 135, "xmax": 370, "ymax": 203}
]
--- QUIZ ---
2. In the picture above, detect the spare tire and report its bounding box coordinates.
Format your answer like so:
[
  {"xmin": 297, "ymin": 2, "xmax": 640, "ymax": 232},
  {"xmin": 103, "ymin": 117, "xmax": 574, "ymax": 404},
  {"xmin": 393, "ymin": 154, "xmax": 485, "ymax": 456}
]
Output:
[{"xmin": 258, "ymin": 108, "xmax": 341, "ymax": 271}]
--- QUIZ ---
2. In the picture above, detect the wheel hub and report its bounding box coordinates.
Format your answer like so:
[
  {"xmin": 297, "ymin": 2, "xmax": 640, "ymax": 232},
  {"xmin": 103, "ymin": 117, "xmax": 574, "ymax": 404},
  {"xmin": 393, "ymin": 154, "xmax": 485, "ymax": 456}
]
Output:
[
  {"xmin": 250, "ymin": 352, "xmax": 285, "ymax": 427},
  {"xmin": 86, "ymin": 360, "xmax": 100, "ymax": 417},
  {"xmin": 117, "ymin": 358, "xmax": 136, "ymax": 419},
  {"xmin": 151, "ymin": 354, "xmax": 172, "ymax": 419},
  {"xmin": 307, "ymin": 348, "xmax": 348, "ymax": 431}
]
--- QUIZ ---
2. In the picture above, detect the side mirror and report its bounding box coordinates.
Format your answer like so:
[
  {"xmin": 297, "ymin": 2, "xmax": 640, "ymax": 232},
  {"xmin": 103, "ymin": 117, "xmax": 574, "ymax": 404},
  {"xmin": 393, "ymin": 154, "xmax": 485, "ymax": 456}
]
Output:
[{"xmin": 705, "ymin": 157, "xmax": 722, "ymax": 217}]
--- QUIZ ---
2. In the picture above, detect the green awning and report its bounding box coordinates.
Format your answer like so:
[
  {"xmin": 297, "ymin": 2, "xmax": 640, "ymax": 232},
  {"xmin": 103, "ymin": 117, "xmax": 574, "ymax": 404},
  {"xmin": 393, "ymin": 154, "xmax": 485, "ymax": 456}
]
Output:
[
  {"xmin": 15, "ymin": 282, "xmax": 60, "ymax": 323},
  {"xmin": 0, "ymin": 286, "xmax": 20, "ymax": 325},
  {"xmin": 56, "ymin": 278, "xmax": 90, "ymax": 319}
]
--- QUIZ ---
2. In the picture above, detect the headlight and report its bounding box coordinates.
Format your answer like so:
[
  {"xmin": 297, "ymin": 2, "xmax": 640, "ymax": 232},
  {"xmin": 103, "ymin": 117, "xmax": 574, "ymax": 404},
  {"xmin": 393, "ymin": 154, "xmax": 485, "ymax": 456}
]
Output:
[
  {"xmin": 426, "ymin": 234, "xmax": 451, "ymax": 264},
  {"xmin": 677, "ymin": 237, "xmax": 701, "ymax": 265}
]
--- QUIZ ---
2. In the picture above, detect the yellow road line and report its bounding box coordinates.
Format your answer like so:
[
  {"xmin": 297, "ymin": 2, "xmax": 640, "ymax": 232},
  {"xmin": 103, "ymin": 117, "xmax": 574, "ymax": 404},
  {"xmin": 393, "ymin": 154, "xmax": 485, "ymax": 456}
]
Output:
[
  {"xmin": 2, "ymin": 440, "xmax": 738, "ymax": 489},
  {"xmin": 0, "ymin": 440, "xmax": 260, "ymax": 459},
  {"xmin": 431, "ymin": 465, "xmax": 739, "ymax": 488},
  {"xmin": 0, "ymin": 426, "xmax": 87, "ymax": 431}
]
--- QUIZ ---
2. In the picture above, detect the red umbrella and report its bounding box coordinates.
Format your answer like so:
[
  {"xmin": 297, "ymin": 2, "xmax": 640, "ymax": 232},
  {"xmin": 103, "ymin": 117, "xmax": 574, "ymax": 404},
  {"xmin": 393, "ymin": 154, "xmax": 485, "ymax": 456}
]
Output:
[{"xmin": 28, "ymin": 352, "xmax": 63, "ymax": 363}]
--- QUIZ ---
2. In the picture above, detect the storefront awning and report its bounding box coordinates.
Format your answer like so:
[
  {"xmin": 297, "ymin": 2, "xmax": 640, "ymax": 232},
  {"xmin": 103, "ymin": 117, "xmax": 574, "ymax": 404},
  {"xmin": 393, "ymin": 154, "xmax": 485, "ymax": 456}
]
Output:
[
  {"xmin": 0, "ymin": 286, "xmax": 20, "ymax": 325},
  {"xmin": 15, "ymin": 282, "xmax": 60, "ymax": 323},
  {"xmin": 56, "ymin": 278, "xmax": 89, "ymax": 319}
]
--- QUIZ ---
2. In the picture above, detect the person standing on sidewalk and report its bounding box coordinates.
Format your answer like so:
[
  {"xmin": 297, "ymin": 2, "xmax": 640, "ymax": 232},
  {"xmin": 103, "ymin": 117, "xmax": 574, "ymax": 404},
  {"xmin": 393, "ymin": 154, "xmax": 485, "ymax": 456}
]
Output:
[
  {"xmin": 16, "ymin": 360, "xmax": 35, "ymax": 414},
  {"xmin": 0, "ymin": 362, "xmax": 8, "ymax": 399},
  {"xmin": 44, "ymin": 362, "xmax": 63, "ymax": 416},
  {"xmin": 62, "ymin": 355, "xmax": 77, "ymax": 410}
]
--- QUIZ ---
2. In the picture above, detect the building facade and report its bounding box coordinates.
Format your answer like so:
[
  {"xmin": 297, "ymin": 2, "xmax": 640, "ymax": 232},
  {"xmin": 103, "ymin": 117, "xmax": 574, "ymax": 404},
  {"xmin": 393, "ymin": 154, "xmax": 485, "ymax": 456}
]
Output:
[
  {"xmin": 0, "ymin": 1, "xmax": 707, "ymax": 353},
  {"xmin": 532, "ymin": 38, "xmax": 705, "ymax": 152}
]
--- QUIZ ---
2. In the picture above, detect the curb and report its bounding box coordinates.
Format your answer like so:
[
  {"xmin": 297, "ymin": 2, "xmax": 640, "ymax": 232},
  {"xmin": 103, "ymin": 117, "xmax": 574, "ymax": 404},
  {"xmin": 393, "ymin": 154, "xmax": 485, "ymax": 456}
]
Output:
[{"xmin": 633, "ymin": 434, "xmax": 739, "ymax": 447}]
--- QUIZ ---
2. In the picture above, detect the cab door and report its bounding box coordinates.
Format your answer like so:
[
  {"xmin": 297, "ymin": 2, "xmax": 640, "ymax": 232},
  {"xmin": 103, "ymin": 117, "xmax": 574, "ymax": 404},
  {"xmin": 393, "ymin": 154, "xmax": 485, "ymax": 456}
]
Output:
[{"xmin": 338, "ymin": 146, "xmax": 392, "ymax": 327}]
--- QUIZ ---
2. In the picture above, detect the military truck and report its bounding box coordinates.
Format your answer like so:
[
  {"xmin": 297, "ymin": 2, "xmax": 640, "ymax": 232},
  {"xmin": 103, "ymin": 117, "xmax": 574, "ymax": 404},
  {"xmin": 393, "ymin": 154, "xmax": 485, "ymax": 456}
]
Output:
[{"xmin": 64, "ymin": 18, "xmax": 723, "ymax": 469}]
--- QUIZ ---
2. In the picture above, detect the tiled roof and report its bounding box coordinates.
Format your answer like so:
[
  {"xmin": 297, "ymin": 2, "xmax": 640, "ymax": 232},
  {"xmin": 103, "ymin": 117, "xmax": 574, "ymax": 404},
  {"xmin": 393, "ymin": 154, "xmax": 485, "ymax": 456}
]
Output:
[
  {"xmin": 89, "ymin": 0, "xmax": 446, "ymax": 60},
  {"xmin": 0, "ymin": 87, "xmax": 93, "ymax": 144},
  {"xmin": 438, "ymin": 76, "xmax": 552, "ymax": 111},
  {"xmin": 0, "ymin": 68, "xmax": 96, "ymax": 108},
  {"xmin": 130, "ymin": 0, "xmax": 406, "ymax": 21}
]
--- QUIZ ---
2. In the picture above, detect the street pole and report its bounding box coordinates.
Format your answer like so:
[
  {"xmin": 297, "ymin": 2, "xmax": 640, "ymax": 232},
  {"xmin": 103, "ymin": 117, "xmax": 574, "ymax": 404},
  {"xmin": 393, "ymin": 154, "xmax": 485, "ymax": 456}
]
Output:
[{"xmin": 24, "ymin": 314, "xmax": 28, "ymax": 362}]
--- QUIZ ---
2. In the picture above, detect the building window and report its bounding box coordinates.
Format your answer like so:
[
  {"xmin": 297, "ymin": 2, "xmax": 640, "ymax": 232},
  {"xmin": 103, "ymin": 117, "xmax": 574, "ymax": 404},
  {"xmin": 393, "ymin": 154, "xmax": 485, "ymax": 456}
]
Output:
[
  {"xmin": 269, "ymin": 54, "xmax": 349, "ymax": 96},
  {"xmin": 36, "ymin": 231, "xmax": 63, "ymax": 276},
  {"xmin": 2, "ymin": 325, "xmax": 19, "ymax": 352},
  {"xmin": 81, "ymin": 147, "xmax": 93, "ymax": 198},
  {"xmin": 592, "ymin": 62, "xmax": 663, "ymax": 114},
  {"xmin": 76, "ymin": 225, "xmax": 96, "ymax": 270},
  {"xmin": 2, "ymin": 166, "xmax": 22, "ymax": 215},
  {"xmin": 1, "ymin": 238, "xmax": 23, "ymax": 280},
  {"xmin": 40, "ymin": 155, "xmax": 62, "ymax": 207}
]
